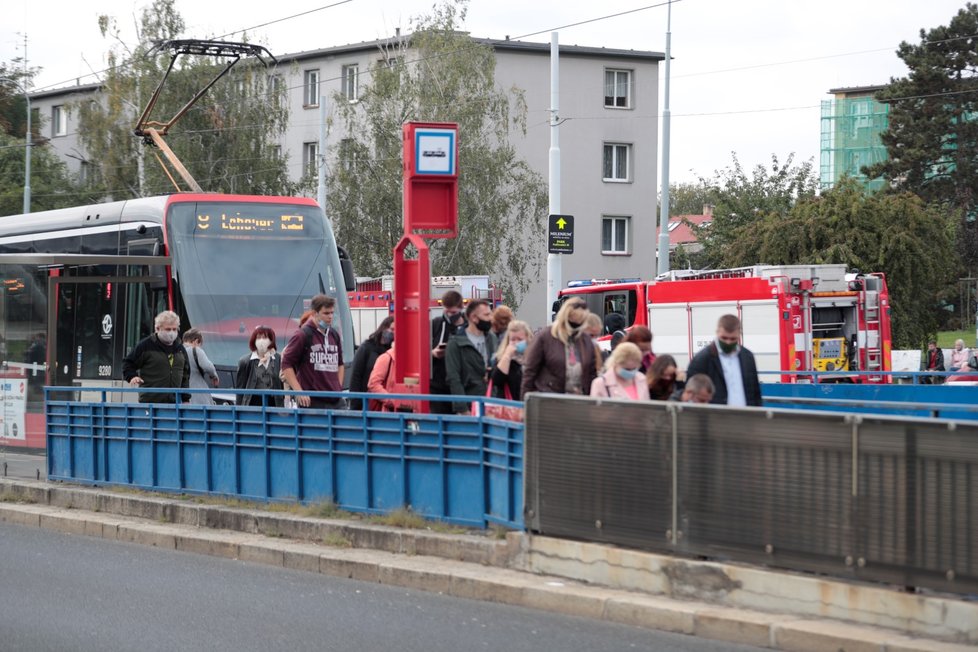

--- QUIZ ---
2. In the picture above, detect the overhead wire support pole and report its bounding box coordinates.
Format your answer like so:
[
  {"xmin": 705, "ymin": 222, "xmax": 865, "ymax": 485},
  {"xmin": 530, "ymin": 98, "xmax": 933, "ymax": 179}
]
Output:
[
  {"xmin": 656, "ymin": 0, "xmax": 673, "ymax": 276},
  {"xmin": 546, "ymin": 32, "xmax": 561, "ymax": 323}
]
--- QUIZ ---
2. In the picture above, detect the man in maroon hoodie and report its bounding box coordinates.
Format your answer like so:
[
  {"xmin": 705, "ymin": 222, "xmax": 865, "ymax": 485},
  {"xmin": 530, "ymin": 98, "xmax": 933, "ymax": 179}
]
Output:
[{"xmin": 282, "ymin": 294, "xmax": 345, "ymax": 408}]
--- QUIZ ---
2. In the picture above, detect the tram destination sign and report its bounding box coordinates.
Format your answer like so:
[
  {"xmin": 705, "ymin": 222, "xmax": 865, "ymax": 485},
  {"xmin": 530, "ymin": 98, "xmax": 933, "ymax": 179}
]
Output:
[
  {"xmin": 196, "ymin": 212, "xmax": 306, "ymax": 234},
  {"xmin": 548, "ymin": 214, "xmax": 574, "ymax": 254}
]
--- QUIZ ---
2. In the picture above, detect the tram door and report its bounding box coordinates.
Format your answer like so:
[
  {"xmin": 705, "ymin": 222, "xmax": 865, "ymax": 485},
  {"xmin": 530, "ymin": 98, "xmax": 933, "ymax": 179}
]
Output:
[
  {"xmin": 50, "ymin": 273, "xmax": 166, "ymax": 388},
  {"xmin": 52, "ymin": 279, "xmax": 122, "ymax": 387}
]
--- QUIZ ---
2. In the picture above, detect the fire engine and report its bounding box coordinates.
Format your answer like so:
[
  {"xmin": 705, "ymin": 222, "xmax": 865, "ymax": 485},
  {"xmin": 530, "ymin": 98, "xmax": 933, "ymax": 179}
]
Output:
[
  {"xmin": 557, "ymin": 264, "xmax": 892, "ymax": 383},
  {"xmin": 347, "ymin": 275, "xmax": 502, "ymax": 345}
]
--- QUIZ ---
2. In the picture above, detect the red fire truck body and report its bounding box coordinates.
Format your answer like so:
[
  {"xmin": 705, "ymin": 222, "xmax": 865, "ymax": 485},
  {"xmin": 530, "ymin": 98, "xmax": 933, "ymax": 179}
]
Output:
[
  {"xmin": 347, "ymin": 275, "xmax": 501, "ymax": 346},
  {"xmin": 558, "ymin": 264, "xmax": 892, "ymax": 383}
]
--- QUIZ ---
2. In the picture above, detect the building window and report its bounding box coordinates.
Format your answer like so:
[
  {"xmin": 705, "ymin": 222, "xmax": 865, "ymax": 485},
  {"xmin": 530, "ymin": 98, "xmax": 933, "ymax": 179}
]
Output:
[
  {"xmin": 342, "ymin": 64, "xmax": 359, "ymax": 101},
  {"xmin": 270, "ymin": 145, "xmax": 282, "ymax": 160},
  {"xmin": 302, "ymin": 142, "xmax": 319, "ymax": 178},
  {"xmin": 52, "ymin": 105, "xmax": 67, "ymax": 137},
  {"xmin": 304, "ymin": 69, "xmax": 320, "ymax": 107},
  {"xmin": 602, "ymin": 216, "xmax": 630, "ymax": 254},
  {"xmin": 604, "ymin": 69, "xmax": 631, "ymax": 108},
  {"xmin": 603, "ymin": 143, "xmax": 630, "ymax": 182}
]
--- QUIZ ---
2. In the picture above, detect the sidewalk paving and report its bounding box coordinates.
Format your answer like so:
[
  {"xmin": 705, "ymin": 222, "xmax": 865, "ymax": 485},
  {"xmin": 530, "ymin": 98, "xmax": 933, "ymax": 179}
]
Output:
[{"xmin": 0, "ymin": 478, "xmax": 973, "ymax": 652}]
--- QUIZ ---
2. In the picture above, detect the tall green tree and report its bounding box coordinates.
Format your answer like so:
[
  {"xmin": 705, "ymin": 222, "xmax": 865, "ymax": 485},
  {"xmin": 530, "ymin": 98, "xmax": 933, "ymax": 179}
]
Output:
[
  {"xmin": 867, "ymin": 3, "xmax": 978, "ymax": 276},
  {"xmin": 0, "ymin": 132, "xmax": 89, "ymax": 215},
  {"xmin": 0, "ymin": 63, "xmax": 92, "ymax": 215},
  {"xmin": 666, "ymin": 181, "xmax": 713, "ymax": 217},
  {"xmin": 697, "ymin": 153, "xmax": 819, "ymax": 267},
  {"xmin": 0, "ymin": 62, "xmax": 36, "ymax": 139},
  {"xmin": 76, "ymin": 0, "xmax": 293, "ymax": 199},
  {"xmin": 326, "ymin": 0, "xmax": 547, "ymax": 306},
  {"xmin": 744, "ymin": 178, "xmax": 954, "ymax": 347}
]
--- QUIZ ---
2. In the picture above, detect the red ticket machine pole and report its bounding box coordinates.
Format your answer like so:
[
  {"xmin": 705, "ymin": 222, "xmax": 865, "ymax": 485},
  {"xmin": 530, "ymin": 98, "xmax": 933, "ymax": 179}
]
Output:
[{"xmin": 392, "ymin": 122, "xmax": 459, "ymax": 411}]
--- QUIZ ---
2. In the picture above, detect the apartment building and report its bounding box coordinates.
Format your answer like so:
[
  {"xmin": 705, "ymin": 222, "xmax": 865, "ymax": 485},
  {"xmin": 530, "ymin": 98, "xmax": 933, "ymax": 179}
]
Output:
[{"xmin": 30, "ymin": 35, "xmax": 663, "ymax": 322}]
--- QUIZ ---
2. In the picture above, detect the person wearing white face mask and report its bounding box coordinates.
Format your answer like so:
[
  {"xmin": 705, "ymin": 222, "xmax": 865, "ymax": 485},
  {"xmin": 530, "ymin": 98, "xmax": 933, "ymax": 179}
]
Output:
[
  {"xmin": 122, "ymin": 310, "xmax": 190, "ymax": 404},
  {"xmin": 489, "ymin": 320, "xmax": 534, "ymax": 402},
  {"xmin": 235, "ymin": 325, "xmax": 284, "ymax": 407},
  {"xmin": 589, "ymin": 342, "xmax": 650, "ymax": 401}
]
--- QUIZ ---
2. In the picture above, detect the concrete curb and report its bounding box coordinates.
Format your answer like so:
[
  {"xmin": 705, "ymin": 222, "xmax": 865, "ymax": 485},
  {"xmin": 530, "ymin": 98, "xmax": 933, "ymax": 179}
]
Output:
[{"xmin": 0, "ymin": 496, "xmax": 973, "ymax": 652}]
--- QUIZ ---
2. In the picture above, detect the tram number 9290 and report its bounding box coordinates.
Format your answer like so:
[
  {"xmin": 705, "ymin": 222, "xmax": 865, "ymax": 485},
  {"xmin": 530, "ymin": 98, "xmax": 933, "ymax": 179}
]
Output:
[{"xmin": 98, "ymin": 365, "xmax": 112, "ymax": 377}]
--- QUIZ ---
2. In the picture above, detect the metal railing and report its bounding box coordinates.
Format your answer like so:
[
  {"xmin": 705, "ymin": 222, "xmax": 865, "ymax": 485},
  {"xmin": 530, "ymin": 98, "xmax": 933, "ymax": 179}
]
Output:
[
  {"xmin": 524, "ymin": 394, "xmax": 978, "ymax": 596},
  {"xmin": 44, "ymin": 386, "xmax": 523, "ymax": 529}
]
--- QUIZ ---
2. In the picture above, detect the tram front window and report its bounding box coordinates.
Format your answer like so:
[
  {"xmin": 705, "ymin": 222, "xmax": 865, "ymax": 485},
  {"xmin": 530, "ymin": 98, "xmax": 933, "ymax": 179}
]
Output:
[{"xmin": 166, "ymin": 202, "xmax": 352, "ymax": 368}]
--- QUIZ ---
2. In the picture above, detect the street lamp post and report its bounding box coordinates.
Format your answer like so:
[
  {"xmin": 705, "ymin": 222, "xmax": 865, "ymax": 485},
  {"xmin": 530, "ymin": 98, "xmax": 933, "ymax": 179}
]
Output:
[{"xmin": 3, "ymin": 77, "xmax": 32, "ymax": 214}]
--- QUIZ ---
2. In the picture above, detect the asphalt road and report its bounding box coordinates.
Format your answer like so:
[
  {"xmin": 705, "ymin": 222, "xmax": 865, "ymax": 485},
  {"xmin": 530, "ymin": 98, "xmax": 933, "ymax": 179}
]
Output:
[{"xmin": 0, "ymin": 522, "xmax": 767, "ymax": 652}]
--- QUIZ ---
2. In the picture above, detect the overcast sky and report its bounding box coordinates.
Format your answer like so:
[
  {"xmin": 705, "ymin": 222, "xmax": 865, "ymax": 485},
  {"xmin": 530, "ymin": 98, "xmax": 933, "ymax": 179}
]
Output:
[{"xmin": 0, "ymin": 0, "xmax": 969, "ymax": 185}]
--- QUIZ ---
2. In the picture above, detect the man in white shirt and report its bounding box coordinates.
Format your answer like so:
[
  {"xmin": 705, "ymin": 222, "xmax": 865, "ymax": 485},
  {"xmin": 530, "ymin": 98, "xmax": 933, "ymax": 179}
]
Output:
[{"xmin": 685, "ymin": 314, "xmax": 762, "ymax": 407}]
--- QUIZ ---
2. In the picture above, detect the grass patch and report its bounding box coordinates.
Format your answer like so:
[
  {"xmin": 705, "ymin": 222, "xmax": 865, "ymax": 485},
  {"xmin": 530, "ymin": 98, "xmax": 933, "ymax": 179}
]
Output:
[
  {"xmin": 489, "ymin": 524, "xmax": 511, "ymax": 540},
  {"xmin": 322, "ymin": 532, "xmax": 353, "ymax": 548},
  {"xmin": 938, "ymin": 329, "xmax": 974, "ymax": 348},
  {"xmin": 0, "ymin": 490, "xmax": 36, "ymax": 504},
  {"xmin": 302, "ymin": 501, "xmax": 351, "ymax": 520},
  {"xmin": 366, "ymin": 507, "xmax": 467, "ymax": 533}
]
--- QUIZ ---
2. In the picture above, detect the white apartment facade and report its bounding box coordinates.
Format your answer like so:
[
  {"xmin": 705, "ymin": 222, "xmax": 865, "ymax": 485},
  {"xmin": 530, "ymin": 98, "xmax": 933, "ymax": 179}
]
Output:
[{"xmin": 30, "ymin": 36, "xmax": 662, "ymax": 325}]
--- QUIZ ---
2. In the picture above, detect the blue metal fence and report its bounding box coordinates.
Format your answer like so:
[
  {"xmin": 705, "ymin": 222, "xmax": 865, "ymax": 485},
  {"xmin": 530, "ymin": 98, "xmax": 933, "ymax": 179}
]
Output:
[
  {"xmin": 45, "ymin": 387, "xmax": 523, "ymax": 529},
  {"xmin": 761, "ymin": 383, "xmax": 978, "ymax": 421}
]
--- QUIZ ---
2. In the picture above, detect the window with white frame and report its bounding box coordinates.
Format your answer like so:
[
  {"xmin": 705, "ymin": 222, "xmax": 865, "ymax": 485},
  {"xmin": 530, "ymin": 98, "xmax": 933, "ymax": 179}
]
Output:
[
  {"xmin": 270, "ymin": 145, "xmax": 282, "ymax": 160},
  {"xmin": 602, "ymin": 216, "xmax": 630, "ymax": 254},
  {"xmin": 304, "ymin": 69, "xmax": 320, "ymax": 107},
  {"xmin": 604, "ymin": 69, "xmax": 631, "ymax": 108},
  {"xmin": 52, "ymin": 105, "xmax": 67, "ymax": 137},
  {"xmin": 302, "ymin": 142, "xmax": 319, "ymax": 178},
  {"xmin": 603, "ymin": 143, "xmax": 631, "ymax": 181},
  {"xmin": 342, "ymin": 64, "xmax": 359, "ymax": 101}
]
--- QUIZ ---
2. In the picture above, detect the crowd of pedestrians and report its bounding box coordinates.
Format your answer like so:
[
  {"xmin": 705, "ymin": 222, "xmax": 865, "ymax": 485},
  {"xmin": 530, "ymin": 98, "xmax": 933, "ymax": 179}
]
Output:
[{"xmin": 124, "ymin": 292, "xmax": 761, "ymax": 413}]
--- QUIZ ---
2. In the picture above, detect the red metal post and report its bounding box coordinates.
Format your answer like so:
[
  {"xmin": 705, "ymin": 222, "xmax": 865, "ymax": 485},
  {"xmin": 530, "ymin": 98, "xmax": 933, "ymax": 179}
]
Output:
[{"xmin": 393, "ymin": 122, "xmax": 458, "ymax": 411}]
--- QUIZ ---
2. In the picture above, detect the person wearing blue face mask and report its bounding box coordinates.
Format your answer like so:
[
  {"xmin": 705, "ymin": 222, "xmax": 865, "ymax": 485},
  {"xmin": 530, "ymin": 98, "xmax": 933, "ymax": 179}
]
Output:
[
  {"xmin": 489, "ymin": 320, "xmax": 534, "ymax": 402},
  {"xmin": 281, "ymin": 294, "xmax": 345, "ymax": 409},
  {"xmin": 590, "ymin": 342, "xmax": 650, "ymax": 401}
]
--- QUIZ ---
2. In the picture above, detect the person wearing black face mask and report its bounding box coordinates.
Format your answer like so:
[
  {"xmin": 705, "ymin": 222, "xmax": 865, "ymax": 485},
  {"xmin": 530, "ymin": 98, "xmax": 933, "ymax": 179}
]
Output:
[
  {"xmin": 348, "ymin": 316, "xmax": 394, "ymax": 410},
  {"xmin": 444, "ymin": 299, "xmax": 498, "ymax": 414},
  {"xmin": 430, "ymin": 290, "xmax": 465, "ymax": 414},
  {"xmin": 684, "ymin": 314, "xmax": 761, "ymax": 407}
]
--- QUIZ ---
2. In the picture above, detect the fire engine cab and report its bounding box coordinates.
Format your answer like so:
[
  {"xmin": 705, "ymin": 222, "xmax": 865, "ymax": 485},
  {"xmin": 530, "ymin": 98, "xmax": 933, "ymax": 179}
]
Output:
[{"xmin": 557, "ymin": 264, "xmax": 892, "ymax": 383}]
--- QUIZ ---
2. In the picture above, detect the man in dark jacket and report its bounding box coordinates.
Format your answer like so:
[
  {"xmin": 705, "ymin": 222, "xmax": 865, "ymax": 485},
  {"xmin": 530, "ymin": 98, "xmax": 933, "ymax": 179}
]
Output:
[
  {"xmin": 122, "ymin": 310, "xmax": 190, "ymax": 403},
  {"xmin": 685, "ymin": 314, "xmax": 762, "ymax": 407},
  {"xmin": 922, "ymin": 339, "xmax": 945, "ymax": 384},
  {"xmin": 445, "ymin": 299, "xmax": 498, "ymax": 414},
  {"xmin": 430, "ymin": 290, "xmax": 465, "ymax": 414}
]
